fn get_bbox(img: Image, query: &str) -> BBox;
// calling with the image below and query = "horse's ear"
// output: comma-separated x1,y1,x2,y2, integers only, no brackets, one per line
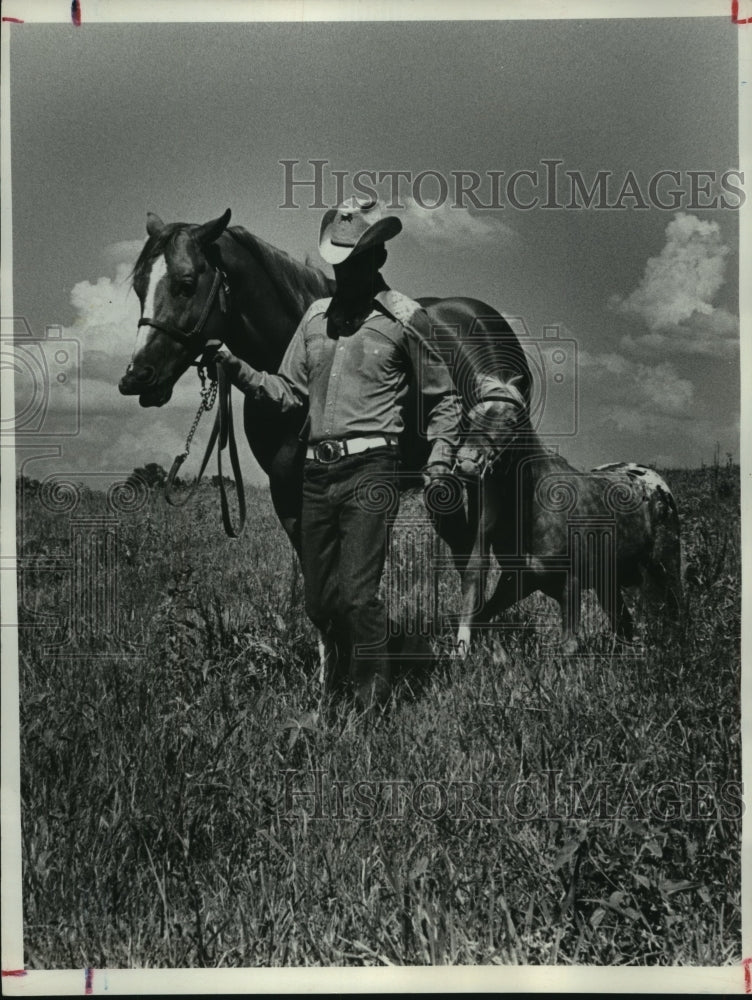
195,209,232,246
146,212,165,236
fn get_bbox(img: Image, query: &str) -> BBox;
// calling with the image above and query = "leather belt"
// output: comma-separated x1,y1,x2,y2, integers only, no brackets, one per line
306,436,396,464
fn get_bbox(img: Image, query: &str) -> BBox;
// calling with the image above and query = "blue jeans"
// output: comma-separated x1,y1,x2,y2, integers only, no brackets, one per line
301,446,399,705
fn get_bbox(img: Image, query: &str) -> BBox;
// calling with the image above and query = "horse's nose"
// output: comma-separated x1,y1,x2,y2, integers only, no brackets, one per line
119,363,156,394
457,458,481,478
455,447,482,479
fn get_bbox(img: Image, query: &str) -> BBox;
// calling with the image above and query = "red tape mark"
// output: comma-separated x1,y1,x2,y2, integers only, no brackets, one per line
743,957,752,993
2,16,25,22
71,0,82,26
1,970,27,977
84,967,94,994
732,0,752,23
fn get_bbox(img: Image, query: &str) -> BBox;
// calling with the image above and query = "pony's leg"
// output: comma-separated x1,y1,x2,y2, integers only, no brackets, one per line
423,472,471,575
472,570,520,668
429,505,472,575
641,482,684,625
560,571,582,656
455,479,496,657
594,578,635,642
647,537,684,622
317,634,328,685
640,563,683,625
589,547,634,642
477,571,519,623
614,591,635,641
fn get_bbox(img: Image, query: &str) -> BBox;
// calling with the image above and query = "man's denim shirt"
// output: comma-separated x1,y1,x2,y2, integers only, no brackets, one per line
224,287,462,466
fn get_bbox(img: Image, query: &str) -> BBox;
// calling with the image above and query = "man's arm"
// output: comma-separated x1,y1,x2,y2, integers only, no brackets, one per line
403,310,462,470
212,323,308,413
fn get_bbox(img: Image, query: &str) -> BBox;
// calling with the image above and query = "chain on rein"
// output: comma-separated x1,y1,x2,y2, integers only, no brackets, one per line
139,265,247,537
180,363,219,465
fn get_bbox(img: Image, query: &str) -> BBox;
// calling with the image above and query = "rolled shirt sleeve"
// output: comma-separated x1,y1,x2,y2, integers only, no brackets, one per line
222,323,307,413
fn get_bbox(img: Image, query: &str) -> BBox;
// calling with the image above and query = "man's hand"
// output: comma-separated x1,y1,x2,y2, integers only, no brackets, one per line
201,340,231,380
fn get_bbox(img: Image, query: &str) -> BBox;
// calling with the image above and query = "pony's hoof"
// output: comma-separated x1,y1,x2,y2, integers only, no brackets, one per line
560,635,580,656
451,627,471,660
354,669,392,713
491,641,510,668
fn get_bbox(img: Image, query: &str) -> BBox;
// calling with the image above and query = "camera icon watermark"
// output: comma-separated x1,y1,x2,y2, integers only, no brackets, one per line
1,317,81,437
524,323,579,439
419,317,578,443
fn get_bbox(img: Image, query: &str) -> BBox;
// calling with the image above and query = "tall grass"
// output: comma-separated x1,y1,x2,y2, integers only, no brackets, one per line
16,465,741,967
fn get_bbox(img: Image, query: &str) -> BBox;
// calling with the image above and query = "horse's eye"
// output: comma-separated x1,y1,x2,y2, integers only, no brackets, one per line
178,277,197,295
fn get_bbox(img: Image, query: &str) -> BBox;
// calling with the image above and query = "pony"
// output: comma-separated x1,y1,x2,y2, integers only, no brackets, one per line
453,378,683,655
118,209,532,580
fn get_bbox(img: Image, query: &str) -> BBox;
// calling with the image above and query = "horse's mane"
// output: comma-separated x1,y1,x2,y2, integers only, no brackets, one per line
227,226,335,313
129,223,336,313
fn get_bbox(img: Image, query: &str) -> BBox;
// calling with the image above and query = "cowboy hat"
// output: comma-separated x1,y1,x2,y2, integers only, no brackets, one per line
318,197,402,264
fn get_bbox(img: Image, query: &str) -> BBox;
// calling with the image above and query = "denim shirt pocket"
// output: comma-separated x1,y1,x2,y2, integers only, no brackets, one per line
357,328,394,379
305,331,329,375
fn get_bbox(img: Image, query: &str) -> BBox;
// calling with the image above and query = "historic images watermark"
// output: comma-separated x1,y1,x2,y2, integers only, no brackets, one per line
279,159,746,211
281,769,745,823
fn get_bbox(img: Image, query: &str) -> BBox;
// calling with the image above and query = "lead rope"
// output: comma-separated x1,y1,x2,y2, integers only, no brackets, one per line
164,365,218,507
164,362,246,538
215,363,247,538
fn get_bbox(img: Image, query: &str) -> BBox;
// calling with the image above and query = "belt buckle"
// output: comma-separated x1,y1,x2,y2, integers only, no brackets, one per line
315,439,345,463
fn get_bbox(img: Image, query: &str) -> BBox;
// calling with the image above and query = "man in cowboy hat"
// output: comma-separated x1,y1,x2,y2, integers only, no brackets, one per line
210,197,462,710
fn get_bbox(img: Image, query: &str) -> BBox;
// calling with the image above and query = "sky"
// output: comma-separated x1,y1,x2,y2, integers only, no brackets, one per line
6,16,741,486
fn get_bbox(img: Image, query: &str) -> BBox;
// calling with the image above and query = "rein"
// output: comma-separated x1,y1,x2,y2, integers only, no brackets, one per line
155,266,246,538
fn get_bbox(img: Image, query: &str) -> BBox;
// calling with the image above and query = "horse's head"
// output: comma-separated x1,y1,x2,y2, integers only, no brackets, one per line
119,209,232,407
455,375,526,477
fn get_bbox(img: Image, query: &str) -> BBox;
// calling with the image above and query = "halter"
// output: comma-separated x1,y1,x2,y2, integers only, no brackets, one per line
453,391,524,480
137,265,230,357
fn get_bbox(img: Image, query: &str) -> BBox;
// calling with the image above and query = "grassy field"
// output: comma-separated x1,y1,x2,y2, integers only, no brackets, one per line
15,462,741,967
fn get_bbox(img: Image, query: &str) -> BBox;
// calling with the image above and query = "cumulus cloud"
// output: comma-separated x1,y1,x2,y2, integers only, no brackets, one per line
20,241,216,478
609,212,737,357
399,197,515,248
578,349,693,434
620,309,738,358
71,264,140,367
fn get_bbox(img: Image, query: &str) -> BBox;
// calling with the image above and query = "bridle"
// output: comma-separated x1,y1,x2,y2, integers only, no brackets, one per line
453,392,524,480
137,263,246,538
137,265,230,358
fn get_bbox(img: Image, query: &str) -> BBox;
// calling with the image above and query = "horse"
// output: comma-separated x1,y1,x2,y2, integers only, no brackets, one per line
118,209,532,583
452,379,683,656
